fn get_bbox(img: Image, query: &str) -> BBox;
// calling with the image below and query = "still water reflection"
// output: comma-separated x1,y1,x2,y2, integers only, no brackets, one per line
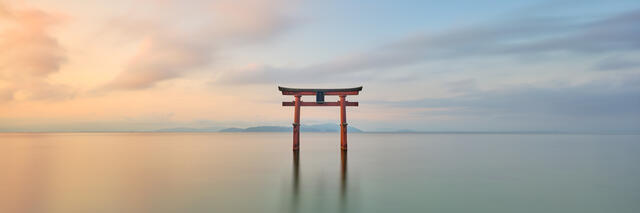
291,149,349,213
1,132,640,213
340,150,348,213
292,150,300,212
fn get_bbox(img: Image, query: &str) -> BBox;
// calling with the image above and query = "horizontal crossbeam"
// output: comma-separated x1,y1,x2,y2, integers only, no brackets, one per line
282,101,359,107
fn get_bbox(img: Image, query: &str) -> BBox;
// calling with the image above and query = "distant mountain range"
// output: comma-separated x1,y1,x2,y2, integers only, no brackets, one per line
219,124,364,132
154,127,220,132
155,124,364,133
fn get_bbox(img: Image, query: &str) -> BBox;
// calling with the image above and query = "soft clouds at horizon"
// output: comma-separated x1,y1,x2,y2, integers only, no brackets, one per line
1,0,639,132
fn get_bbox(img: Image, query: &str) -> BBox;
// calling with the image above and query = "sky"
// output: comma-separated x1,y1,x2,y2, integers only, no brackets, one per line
1,0,639,132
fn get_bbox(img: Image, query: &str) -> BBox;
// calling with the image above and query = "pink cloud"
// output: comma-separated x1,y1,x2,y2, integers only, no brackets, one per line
100,0,297,91
0,2,72,102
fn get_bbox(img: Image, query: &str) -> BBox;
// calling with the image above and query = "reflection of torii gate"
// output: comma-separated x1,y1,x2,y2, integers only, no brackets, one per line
279,86,362,151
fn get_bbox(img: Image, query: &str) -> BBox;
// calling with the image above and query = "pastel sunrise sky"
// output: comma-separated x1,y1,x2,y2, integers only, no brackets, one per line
1,0,639,132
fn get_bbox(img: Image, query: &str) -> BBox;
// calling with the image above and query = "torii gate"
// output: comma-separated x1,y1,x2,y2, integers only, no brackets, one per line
279,86,362,151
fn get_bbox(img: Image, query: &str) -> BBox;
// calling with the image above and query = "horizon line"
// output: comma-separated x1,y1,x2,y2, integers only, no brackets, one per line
1,130,639,135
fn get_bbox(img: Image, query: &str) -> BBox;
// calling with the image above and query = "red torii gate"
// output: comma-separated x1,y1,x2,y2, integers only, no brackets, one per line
279,86,362,151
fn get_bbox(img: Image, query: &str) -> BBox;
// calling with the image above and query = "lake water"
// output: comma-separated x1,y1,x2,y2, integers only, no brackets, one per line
1,133,639,213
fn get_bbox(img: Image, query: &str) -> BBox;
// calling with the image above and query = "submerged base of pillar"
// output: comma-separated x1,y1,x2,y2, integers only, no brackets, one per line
340,123,348,151
293,123,300,151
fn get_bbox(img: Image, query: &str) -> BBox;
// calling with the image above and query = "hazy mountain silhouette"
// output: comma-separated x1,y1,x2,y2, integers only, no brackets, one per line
219,124,363,132
216,127,244,132
154,127,220,132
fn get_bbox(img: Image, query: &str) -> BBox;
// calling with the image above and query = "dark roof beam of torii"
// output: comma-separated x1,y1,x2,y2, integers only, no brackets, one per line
278,86,362,96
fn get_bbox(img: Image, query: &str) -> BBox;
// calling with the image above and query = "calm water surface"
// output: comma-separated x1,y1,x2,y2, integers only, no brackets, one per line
1,133,639,213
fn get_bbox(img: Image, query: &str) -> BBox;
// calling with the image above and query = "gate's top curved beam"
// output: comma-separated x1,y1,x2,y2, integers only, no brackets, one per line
278,86,362,95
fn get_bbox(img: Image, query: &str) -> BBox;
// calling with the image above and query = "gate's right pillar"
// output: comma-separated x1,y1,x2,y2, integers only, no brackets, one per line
339,95,347,150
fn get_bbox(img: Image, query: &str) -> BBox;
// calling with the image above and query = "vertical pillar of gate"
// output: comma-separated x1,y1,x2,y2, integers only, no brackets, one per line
293,95,301,151
339,95,347,150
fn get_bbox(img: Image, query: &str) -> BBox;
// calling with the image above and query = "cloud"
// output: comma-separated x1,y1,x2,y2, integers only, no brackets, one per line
0,2,72,102
217,8,640,84
209,0,295,42
102,36,211,90
379,74,640,118
0,87,13,102
358,73,640,131
101,0,296,91
594,56,640,71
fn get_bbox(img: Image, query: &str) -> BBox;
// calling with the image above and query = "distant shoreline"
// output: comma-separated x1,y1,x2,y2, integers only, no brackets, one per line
1,131,638,135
